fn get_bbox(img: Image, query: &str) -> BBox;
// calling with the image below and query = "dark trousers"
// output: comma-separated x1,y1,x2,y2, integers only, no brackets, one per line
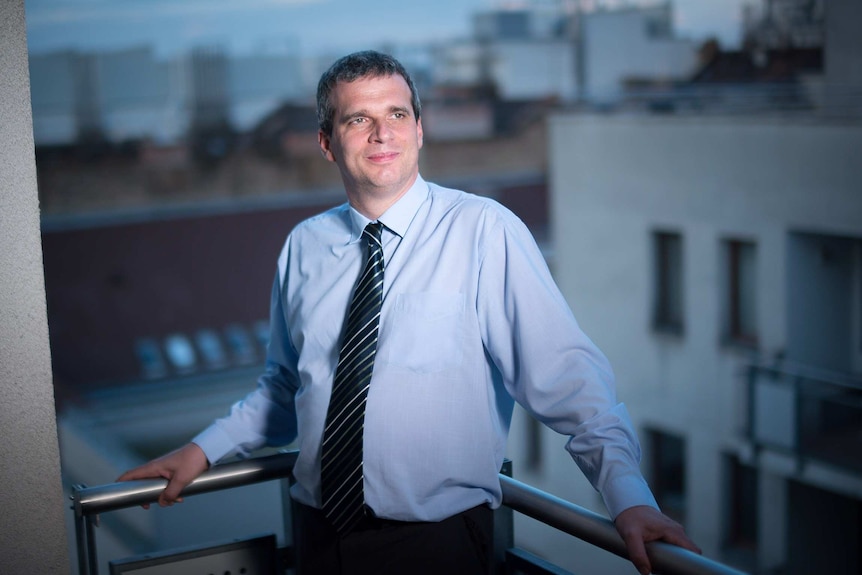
293,502,493,575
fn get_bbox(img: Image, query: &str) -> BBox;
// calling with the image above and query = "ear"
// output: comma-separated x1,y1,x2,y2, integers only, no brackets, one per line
318,130,336,163
416,117,424,150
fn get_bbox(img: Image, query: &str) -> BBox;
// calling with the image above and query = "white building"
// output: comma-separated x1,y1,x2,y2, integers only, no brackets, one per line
517,110,861,575
29,47,186,145
27,46,305,146
502,7,862,575
580,2,700,101
431,1,699,104
229,51,305,131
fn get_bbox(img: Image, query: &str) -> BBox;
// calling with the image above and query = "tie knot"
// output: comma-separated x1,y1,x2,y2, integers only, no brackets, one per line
363,222,383,246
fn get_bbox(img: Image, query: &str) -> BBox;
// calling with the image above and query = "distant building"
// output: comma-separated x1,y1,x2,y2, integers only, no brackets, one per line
97,47,183,144
534,108,862,575
579,2,700,102
503,2,862,573
29,47,184,146
742,0,825,50
229,52,305,131
431,1,699,104
28,2,704,148
28,45,305,147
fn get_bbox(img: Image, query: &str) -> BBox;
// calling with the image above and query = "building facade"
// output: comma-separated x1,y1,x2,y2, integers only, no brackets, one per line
516,112,862,574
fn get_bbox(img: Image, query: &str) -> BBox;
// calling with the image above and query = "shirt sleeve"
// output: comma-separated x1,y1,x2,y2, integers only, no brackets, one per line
193,271,300,464
476,206,658,519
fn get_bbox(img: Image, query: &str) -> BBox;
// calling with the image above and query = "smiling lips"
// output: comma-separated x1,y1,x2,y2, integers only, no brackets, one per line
367,151,399,163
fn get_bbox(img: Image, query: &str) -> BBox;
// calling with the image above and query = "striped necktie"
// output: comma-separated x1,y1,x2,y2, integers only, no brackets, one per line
320,221,384,534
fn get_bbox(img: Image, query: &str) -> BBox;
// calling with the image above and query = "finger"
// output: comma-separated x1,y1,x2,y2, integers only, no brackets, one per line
117,466,150,482
159,472,193,506
644,518,701,554
157,494,184,507
623,533,652,575
118,460,171,482
663,530,702,554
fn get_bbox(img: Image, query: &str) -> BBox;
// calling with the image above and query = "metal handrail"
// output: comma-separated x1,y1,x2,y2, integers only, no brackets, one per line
500,475,747,575
72,450,746,575
73,451,298,517
748,360,862,392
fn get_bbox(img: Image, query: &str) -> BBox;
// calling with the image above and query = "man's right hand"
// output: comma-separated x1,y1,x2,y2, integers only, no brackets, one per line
117,443,210,508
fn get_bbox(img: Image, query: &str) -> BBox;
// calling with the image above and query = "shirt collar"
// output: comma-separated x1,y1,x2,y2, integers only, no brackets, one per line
347,174,429,240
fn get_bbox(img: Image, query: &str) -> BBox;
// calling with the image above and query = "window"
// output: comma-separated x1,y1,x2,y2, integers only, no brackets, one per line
645,16,671,39
649,429,687,523
164,333,197,372
723,455,758,553
225,324,258,365
724,239,758,345
134,338,167,379
253,320,270,353
195,329,227,370
652,231,684,334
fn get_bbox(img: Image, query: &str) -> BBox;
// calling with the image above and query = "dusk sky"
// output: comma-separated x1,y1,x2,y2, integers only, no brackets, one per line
26,0,750,57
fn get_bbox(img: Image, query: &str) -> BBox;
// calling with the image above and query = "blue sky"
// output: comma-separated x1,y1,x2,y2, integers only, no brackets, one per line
26,0,749,57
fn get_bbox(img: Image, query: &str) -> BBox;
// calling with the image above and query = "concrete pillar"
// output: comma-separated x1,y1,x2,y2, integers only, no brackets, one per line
0,0,71,572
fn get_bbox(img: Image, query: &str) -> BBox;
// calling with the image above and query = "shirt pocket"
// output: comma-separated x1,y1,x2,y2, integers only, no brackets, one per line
386,291,466,374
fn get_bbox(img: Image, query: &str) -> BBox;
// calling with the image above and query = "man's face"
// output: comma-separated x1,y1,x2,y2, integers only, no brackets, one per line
318,74,424,207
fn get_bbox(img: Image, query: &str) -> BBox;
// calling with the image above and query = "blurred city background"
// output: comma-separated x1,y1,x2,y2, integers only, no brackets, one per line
20,0,862,573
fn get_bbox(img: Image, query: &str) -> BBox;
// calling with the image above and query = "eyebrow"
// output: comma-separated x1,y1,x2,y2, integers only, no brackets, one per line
339,105,412,124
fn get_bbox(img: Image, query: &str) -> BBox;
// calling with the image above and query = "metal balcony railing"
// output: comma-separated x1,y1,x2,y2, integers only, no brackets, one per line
71,450,746,575
747,361,862,474
585,82,862,121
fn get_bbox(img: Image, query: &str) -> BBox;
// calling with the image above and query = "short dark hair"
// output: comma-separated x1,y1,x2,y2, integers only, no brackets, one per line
316,50,421,137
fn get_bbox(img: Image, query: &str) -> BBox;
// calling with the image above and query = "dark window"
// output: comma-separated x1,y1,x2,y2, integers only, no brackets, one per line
649,429,686,523
645,17,671,39
726,239,758,345
724,455,758,550
653,231,684,334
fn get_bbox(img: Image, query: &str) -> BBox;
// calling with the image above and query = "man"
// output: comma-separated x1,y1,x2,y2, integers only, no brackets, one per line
120,50,700,575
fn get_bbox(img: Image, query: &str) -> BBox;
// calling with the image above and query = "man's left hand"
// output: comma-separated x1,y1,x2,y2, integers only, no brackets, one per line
614,505,702,575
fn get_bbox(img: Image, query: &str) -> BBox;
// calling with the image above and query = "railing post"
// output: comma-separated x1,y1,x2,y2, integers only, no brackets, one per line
72,483,100,575
793,375,805,473
746,365,757,448
280,465,297,571
494,460,515,575
85,514,100,575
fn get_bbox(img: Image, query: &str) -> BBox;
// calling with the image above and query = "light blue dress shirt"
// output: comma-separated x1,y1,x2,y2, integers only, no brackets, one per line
193,175,658,521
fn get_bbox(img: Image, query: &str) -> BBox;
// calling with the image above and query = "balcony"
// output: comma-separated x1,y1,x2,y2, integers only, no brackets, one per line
746,362,862,475
70,451,743,575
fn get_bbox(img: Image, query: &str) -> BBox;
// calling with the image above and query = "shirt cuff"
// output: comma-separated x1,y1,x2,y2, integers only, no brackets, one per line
191,424,239,466
601,473,659,519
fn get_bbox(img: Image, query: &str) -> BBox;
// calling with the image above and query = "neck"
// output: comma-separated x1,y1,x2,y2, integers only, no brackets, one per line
345,174,418,220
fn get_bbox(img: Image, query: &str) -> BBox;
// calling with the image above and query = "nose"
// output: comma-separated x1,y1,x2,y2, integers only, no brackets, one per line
369,121,393,143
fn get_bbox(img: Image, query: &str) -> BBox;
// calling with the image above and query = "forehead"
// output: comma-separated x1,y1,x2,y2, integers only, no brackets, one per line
330,74,413,114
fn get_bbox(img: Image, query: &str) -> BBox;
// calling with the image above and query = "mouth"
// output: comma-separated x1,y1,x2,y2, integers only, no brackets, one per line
367,151,399,163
